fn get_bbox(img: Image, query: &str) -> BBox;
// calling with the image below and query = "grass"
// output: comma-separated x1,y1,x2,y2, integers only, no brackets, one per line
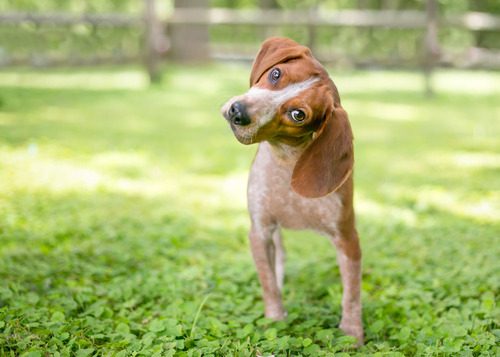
0,65,499,356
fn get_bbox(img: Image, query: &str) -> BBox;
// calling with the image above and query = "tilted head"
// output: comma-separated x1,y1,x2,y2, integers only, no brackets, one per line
221,37,353,198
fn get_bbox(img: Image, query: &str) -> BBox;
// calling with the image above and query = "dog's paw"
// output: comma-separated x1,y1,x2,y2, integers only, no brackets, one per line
264,308,287,321
339,320,364,346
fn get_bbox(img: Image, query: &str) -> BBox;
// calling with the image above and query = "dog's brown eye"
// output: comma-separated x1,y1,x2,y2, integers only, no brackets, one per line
290,109,306,122
269,68,281,83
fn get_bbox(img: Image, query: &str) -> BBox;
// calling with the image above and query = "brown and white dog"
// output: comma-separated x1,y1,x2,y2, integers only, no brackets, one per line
221,37,363,344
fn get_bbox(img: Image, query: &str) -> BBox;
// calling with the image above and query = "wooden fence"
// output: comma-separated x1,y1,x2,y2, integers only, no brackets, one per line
0,7,168,81
1,3,499,85
169,8,500,30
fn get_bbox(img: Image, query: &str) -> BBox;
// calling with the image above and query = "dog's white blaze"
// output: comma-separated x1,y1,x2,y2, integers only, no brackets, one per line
245,77,319,125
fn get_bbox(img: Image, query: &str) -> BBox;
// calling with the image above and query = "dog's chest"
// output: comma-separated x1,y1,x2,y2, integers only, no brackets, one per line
248,144,342,234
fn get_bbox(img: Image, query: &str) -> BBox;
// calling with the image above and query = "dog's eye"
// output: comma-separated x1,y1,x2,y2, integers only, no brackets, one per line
269,68,281,83
289,109,306,122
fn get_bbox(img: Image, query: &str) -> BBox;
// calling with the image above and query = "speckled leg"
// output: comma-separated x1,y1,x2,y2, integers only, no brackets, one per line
332,229,364,345
249,225,286,320
272,228,286,291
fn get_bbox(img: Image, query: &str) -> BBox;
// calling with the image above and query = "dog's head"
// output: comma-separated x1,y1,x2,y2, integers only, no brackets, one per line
221,37,353,198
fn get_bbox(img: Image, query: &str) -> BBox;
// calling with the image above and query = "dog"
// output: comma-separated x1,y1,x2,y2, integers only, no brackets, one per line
221,37,363,344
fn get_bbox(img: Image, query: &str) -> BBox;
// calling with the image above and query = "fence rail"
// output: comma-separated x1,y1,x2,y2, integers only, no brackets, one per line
2,9,499,30
0,12,140,27
169,8,500,31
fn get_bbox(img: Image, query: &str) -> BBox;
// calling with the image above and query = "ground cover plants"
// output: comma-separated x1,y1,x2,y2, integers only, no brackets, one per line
0,66,498,356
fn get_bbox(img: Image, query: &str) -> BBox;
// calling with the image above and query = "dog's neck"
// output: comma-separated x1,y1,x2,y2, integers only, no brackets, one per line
265,135,313,168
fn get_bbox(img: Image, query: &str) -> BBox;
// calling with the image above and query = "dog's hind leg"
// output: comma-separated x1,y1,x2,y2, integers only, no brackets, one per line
331,223,364,345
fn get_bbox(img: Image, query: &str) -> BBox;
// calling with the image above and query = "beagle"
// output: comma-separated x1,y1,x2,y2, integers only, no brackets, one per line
221,37,363,344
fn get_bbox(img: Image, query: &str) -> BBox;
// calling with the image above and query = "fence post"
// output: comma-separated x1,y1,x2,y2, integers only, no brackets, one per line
423,0,440,96
259,0,279,40
168,0,209,62
144,0,162,83
307,2,319,54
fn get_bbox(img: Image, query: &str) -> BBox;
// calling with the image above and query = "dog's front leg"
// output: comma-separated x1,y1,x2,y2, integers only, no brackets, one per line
272,228,286,292
249,225,286,320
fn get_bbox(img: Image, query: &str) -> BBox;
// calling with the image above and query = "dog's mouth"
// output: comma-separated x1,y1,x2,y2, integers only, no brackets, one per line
229,123,258,145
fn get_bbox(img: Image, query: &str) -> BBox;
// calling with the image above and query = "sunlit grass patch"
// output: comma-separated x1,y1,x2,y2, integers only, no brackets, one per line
0,68,149,91
0,66,498,355
334,69,500,96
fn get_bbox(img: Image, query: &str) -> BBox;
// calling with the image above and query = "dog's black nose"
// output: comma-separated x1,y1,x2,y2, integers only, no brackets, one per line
228,101,251,126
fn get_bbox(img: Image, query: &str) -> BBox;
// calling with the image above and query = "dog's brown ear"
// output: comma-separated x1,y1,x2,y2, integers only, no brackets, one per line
250,37,311,86
291,103,354,198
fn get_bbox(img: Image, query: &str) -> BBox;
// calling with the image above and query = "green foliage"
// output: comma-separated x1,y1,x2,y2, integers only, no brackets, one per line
0,66,499,355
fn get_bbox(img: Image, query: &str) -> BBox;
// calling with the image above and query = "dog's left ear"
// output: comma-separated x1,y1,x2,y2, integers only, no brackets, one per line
291,102,354,198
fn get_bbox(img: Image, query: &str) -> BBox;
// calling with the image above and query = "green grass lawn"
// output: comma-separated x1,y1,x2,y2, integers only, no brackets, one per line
0,66,498,356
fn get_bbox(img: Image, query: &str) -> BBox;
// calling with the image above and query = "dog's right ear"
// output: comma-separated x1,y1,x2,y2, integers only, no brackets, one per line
250,37,311,86
291,101,354,198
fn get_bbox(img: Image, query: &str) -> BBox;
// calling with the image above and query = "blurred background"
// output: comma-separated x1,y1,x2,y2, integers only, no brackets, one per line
1,0,500,83
0,0,499,355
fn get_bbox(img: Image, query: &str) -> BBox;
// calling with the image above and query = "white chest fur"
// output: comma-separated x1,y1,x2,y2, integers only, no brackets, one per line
247,142,342,236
